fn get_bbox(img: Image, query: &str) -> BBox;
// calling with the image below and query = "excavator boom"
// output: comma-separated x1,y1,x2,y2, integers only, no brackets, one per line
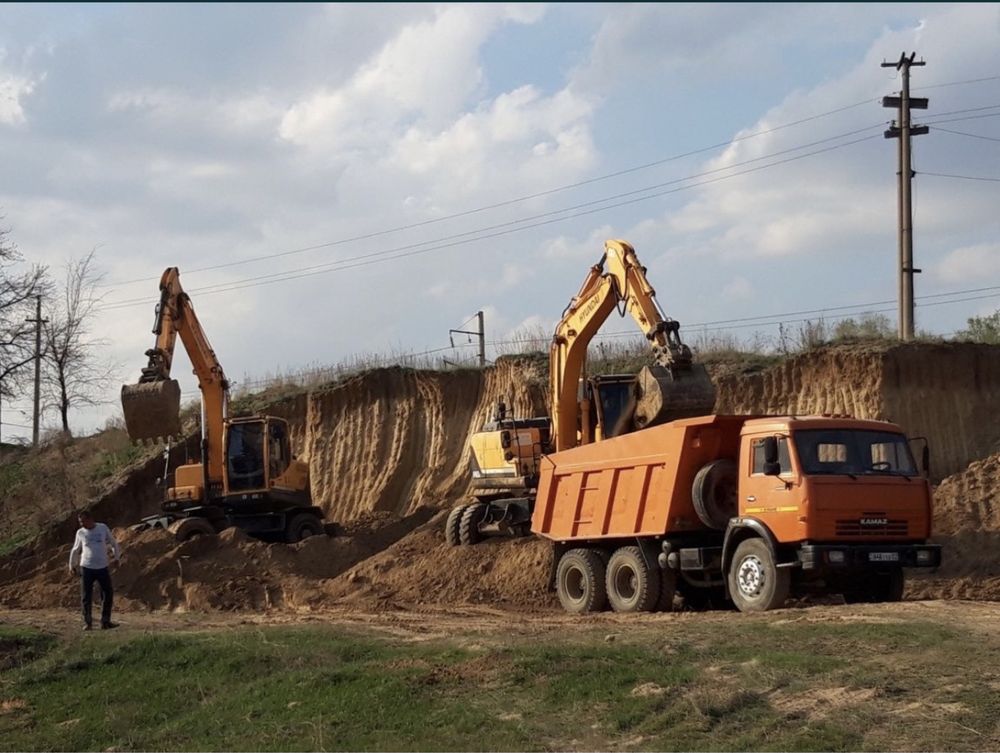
550,239,716,451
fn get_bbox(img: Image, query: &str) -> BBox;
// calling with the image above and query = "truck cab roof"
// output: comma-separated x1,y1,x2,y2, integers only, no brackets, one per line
740,415,905,435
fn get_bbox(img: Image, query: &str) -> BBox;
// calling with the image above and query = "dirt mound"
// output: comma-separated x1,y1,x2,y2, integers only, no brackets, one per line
907,451,1000,601
714,342,1000,481
0,508,555,614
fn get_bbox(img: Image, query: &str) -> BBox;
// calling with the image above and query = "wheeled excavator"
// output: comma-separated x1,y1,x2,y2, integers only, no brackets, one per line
446,239,717,545
120,268,327,543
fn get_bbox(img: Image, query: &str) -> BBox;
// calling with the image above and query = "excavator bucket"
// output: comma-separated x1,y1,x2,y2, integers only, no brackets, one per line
121,379,182,442
633,363,717,429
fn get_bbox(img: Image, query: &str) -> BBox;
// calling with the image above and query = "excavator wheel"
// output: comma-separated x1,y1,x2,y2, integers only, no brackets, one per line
285,513,325,543
169,517,217,542
121,379,183,442
444,504,468,547
458,502,487,546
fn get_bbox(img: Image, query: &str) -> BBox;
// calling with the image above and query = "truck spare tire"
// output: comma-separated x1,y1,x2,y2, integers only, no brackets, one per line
691,458,738,530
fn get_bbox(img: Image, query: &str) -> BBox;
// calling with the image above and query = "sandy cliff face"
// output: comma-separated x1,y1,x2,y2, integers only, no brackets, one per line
714,343,1000,481
265,358,548,521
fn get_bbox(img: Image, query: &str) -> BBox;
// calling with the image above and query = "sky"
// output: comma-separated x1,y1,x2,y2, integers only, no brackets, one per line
1,2,999,440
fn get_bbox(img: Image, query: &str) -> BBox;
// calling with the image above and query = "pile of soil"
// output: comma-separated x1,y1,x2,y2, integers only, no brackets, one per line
907,451,1000,601
0,508,554,613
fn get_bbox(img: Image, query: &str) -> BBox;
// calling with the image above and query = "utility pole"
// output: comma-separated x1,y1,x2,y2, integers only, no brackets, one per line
882,52,928,341
449,310,486,368
25,295,47,447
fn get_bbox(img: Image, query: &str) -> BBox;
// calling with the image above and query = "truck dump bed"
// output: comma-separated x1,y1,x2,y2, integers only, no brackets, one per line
531,415,747,541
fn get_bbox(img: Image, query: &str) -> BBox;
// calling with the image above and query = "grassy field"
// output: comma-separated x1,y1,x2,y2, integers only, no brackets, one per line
1,607,999,752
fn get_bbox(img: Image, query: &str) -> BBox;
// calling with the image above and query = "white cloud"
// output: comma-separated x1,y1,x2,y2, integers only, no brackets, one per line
0,65,37,125
934,243,1000,285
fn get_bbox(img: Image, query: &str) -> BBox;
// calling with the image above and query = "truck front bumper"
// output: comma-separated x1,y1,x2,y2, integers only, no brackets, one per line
798,543,942,570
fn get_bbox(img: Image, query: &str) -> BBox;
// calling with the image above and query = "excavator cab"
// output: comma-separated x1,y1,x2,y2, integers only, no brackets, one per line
225,416,292,493
586,375,637,441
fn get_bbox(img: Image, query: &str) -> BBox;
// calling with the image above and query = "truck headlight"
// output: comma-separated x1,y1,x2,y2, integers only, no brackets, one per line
827,550,845,564
917,549,932,564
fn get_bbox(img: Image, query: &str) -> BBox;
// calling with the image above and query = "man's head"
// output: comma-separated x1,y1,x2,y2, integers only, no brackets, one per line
78,510,95,530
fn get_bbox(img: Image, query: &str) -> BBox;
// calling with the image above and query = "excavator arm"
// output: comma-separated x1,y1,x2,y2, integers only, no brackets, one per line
550,239,716,452
121,268,229,485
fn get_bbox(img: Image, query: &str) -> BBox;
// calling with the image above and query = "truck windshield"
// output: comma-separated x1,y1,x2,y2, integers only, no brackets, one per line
793,429,917,476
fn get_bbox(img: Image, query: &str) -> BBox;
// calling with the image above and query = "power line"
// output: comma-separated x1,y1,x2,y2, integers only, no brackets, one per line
932,126,1000,143
99,97,882,289
919,171,1000,183
100,131,882,311
914,73,1000,91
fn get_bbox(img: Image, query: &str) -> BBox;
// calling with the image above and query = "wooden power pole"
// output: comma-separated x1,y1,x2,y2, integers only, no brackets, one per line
882,52,929,341
449,311,486,367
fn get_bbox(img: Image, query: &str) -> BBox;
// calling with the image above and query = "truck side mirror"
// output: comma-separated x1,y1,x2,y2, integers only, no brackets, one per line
762,436,780,476
922,445,930,476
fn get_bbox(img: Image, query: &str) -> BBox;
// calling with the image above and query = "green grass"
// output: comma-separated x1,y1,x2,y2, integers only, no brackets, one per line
88,444,145,484
0,617,997,751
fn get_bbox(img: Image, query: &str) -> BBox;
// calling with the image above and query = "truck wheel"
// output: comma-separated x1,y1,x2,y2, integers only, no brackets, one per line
692,459,738,530
728,538,789,612
444,504,468,546
459,502,487,546
556,549,607,614
285,513,324,543
169,517,216,542
656,567,677,612
606,546,661,613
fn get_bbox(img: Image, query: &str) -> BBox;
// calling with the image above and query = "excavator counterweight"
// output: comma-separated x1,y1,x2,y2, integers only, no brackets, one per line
121,378,182,441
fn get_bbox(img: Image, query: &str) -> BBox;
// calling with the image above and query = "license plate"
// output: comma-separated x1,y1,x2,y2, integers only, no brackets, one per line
869,552,899,562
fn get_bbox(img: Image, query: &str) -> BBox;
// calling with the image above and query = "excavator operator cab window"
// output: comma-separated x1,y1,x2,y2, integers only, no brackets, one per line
268,421,290,479
590,376,636,439
226,421,266,492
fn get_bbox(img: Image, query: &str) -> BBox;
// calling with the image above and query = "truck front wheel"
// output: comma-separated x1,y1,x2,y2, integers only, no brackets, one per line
606,546,661,613
728,538,789,612
556,549,608,614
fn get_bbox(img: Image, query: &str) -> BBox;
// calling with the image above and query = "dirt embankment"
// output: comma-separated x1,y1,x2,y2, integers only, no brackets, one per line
264,359,547,521
715,342,1000,481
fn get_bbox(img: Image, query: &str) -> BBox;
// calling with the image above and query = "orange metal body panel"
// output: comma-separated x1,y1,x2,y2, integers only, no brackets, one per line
532,415,746,540
532,414,934,545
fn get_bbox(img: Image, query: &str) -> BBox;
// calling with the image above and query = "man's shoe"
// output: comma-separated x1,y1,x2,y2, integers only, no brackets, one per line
100,622,119,630
83,624,93,632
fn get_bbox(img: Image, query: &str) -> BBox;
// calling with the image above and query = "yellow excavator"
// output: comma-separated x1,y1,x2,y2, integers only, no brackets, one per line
446,239,717,545
121,268,326,542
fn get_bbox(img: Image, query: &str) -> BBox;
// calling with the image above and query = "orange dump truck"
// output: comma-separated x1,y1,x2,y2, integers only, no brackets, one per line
532,414,942,613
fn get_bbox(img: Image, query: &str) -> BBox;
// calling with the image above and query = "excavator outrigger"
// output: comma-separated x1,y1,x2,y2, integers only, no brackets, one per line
446,239,717,545
121,268,327,543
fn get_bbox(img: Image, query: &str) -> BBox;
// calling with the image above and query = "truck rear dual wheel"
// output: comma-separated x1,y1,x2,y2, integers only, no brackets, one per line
556,549,607,613
606,546,661,613
728,538,790,612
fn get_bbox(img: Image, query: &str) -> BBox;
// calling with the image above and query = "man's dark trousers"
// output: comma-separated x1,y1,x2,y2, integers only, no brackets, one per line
81,566,113,627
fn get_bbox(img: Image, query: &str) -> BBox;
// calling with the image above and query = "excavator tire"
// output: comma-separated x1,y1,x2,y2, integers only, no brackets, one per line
634,364,717,429
444,504,468,546
121,379,183,442
691,459,738,530
606,546,661,613
458,502,487,546
285,513,325,543
169,517,217,542
556,548,607,614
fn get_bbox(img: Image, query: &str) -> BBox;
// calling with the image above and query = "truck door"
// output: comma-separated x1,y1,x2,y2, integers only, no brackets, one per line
742,435,800,541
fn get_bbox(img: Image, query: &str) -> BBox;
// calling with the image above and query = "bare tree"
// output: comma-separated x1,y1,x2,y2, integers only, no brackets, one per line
43,250,116,435
0,220,48,407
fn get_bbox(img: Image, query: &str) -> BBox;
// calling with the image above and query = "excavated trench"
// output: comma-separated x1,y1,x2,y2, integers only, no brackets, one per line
3,345,1000,612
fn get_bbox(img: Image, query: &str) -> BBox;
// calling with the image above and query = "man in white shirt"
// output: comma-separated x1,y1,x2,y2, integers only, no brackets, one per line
68,510,121,631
